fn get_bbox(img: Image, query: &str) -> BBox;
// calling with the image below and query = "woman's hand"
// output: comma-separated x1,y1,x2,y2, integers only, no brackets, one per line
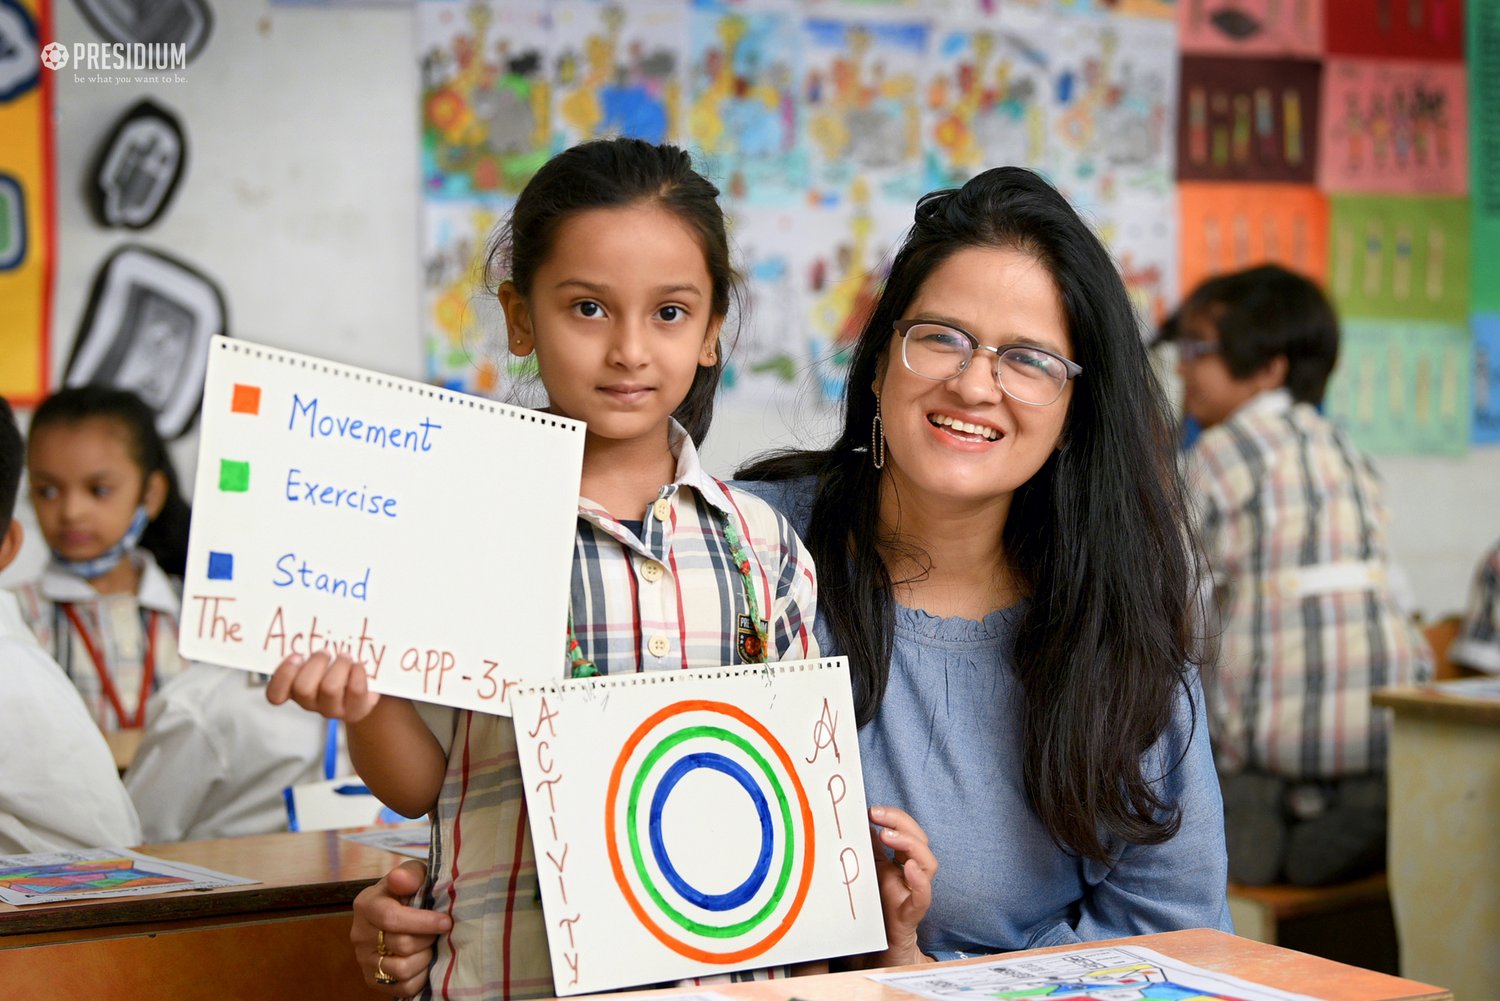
351,860,448,996
864,805,938,969
266,649,380,722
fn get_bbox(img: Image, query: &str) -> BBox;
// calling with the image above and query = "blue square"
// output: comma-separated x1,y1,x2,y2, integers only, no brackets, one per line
207,551,234,581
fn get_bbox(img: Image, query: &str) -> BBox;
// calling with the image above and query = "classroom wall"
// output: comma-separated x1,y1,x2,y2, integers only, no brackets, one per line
6,0,1496,619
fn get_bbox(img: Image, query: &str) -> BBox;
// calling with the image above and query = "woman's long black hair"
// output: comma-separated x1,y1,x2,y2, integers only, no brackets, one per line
739,167,1198,861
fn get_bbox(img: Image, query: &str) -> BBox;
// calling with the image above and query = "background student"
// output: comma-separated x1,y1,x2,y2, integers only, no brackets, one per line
0,395,142,854
15,386,192,733
1450,537,1500,674
350,165,1230,996
1175,264,1432,887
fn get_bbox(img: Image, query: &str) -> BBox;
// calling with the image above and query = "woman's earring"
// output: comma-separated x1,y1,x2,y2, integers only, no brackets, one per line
871,394,886,471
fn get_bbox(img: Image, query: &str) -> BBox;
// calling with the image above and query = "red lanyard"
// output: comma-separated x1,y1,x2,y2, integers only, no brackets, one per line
61,604,159,730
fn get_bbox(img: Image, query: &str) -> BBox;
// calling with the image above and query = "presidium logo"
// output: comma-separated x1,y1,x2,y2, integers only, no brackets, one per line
38,41,186,76
39,42,66,70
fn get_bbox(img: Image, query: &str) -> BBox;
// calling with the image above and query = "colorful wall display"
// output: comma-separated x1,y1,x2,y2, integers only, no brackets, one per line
1472,313,1500,444
1318,58,1468,194
1469,0,1499,313
1326,318,1471,455
0,0,51,406
1328,194,1470,324
1177,0,1324,57
1175,56,1322,184
1178,182,1328,298
1324,0,1466,60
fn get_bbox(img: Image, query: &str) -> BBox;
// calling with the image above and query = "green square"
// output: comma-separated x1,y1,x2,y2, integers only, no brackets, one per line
219,459,250,493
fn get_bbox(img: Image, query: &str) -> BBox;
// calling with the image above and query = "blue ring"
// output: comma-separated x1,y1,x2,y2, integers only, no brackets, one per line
648,751,773,911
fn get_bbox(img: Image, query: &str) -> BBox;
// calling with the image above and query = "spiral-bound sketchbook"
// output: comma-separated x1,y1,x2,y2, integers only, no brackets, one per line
510,656,886,996
178,336,584,716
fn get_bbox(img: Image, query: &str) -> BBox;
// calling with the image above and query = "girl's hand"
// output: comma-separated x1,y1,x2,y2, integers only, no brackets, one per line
865,804,938,968
351,860,448,996
265,649,380,722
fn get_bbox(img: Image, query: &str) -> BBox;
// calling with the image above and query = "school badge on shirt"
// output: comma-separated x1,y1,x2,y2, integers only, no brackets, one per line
737,613,766,662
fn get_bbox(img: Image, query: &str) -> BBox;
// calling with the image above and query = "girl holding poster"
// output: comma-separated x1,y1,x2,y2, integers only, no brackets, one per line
269,138,935,998
352,165,1233,992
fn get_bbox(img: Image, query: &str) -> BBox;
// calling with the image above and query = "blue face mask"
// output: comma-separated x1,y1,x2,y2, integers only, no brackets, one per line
52,504,150,580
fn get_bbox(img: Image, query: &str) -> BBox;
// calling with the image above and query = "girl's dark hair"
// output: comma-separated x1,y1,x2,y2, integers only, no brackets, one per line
30,386,192,577
739,167,1197,861
486,137,740,445
1181,263,1340,406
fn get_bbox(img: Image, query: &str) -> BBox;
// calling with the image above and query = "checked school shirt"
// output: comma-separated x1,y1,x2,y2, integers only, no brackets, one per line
420,423,818,1000
1186,389,1432,780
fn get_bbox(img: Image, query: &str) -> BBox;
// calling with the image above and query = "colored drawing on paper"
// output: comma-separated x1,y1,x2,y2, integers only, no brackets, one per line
421,197,517,395
1177,0,1323,56
510,659,885,996
923,12,1049,189
1328,194,1469,323
1472,314,1500,446
1470,0,1500,311
418,0,552,199
552,2,685,147
801,16,928,204
1176,56,1321,184
1057,0,1176,16
1179,182,1328,296
687,7,804,206
1326,319,1471,456
1325,0,1464,60
1050,15,1177,211
1319,59,1467,195
0,858,189,896
872,945,1323,1001
724,208,817,397
605,700,815,962
1094,191,1177,330
0,0,49,406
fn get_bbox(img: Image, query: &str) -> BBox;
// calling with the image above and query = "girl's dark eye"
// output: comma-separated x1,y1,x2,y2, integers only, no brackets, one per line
577,301,602,318
659,305,682,322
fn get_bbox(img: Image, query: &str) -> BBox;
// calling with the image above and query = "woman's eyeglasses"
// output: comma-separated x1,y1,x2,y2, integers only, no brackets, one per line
894,320,1082,407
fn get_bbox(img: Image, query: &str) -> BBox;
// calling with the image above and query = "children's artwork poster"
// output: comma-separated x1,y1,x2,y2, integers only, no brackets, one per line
177,337,584,717
1093,190,1178,329
0,0,51,406
1472,313,1500,445
510,658,886,996
418,0,553,200
921,10,1050,190
1325,318,1471,455
0,849,255,906
1178,182,1329,297
1175,56,1321,184
688,6,805,207
552,1,687,148
800,16,928,205
1328,193,1470,324
1050,14,1178,214
1177,0,1323,57
1324,0,1466,61
1470,0,1500,312
870,945,1322,1001
422,197,514,393
1318,58,1468,195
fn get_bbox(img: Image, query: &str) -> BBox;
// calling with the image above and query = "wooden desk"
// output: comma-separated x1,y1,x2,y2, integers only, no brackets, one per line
0,829,401,999
1374,683,1500,1001
556,929,1447,1001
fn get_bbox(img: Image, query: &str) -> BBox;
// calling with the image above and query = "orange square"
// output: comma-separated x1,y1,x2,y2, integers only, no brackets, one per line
230,383,261,415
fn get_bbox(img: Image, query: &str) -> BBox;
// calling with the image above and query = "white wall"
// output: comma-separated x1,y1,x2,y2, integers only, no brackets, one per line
6,1,1496,618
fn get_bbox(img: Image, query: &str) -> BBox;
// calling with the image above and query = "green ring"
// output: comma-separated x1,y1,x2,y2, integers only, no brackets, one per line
626,724,794,938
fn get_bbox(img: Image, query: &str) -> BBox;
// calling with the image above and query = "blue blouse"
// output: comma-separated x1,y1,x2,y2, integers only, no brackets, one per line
736,476,1233,956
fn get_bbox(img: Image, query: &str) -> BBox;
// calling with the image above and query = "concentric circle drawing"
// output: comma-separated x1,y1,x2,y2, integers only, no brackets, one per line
605,699,815,964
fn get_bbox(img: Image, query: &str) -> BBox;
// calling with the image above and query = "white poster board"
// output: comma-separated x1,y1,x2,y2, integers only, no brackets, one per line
510,657,886,996
179,337,584,716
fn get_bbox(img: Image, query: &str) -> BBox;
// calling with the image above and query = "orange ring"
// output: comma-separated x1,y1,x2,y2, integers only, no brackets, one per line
605,699,816,964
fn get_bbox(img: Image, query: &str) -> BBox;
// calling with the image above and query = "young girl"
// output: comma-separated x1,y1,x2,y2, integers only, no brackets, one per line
269,138,835,999
17,386,192,734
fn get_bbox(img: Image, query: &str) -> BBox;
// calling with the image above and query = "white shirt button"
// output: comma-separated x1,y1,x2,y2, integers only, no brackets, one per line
647,634,671,657
653,498,672,520
640,560,665,583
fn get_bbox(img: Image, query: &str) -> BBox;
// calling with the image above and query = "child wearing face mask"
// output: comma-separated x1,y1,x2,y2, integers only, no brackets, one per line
16,386,191,734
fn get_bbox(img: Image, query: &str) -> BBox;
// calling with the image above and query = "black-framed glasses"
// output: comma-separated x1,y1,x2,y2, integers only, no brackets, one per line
1176,339,1221,364
894,319,1082,407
